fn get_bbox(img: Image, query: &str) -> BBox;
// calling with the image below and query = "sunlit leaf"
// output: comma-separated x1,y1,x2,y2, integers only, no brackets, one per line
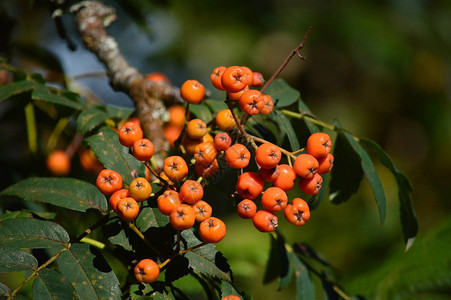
85,127,146,184
1,177,108,213
221,281,242,299
32,269,77,300
102,218,134,251
32,86,85,110
298,99,321,134
266,79,300,107
136,206,169,232
0,80,37,101
77,106,110,134
360,138,418,249
272,108,300,151
0,218,69,249
0,247,38,273
189,103,213,123
104,104,134,120
0,282,10,296
204,99,227,113
56,243,121,300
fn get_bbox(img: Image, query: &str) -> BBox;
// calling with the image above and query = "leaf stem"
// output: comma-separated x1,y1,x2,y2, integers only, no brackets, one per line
128,221,162,255
225,99,248,140
46,117,70,154
280,109,336,131
24,103,37,154
80,237,105,249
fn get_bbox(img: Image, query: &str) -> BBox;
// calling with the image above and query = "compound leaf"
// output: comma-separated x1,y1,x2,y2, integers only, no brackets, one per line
298,99,321,134
189,103,213,123
221,281,242,299
32,269,77,300
266,79,300,107
290,252,315,300
272,108,300,151
77,106,110,134
0,247,38,273
0,80,38,101
0,218,69,249
263,231,292,290
1,177,108,213
136,206,169,232
32,86,85,110
56,243,121,300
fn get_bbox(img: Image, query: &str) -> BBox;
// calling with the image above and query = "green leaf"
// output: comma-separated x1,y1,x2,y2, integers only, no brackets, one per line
221,280,242,299
329,131,363,204
204,99,227,113
289,252,315,300
0,210,33,221
85,127,146,184
298,99,321,134
32,86,85,110
104,104,134,120
0,282,10,296
266,79,300,107
263,232,292,290
135,206,169,232
181,230,232,282
1,177,108,213
308,173,329,211
76,106,110,134
272,108,300,151
32,269,77,300
56,243,121,300
102,218,134,251
0,247,38,273
0,80,38,101
189,103,213,123
246,114,284,145
0,218,69,249
342,132,386,224
360,138,418,250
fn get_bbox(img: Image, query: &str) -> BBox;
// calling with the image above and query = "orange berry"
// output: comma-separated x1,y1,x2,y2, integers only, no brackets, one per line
182,133,213,154
129,177,152,202
145,72,169,83
193,200,212,222
132,138,155,161
293,154,319,179
251,72,265,87
119,121,143,148
79,148,102,173
186,119,208,139
252,210,278,233
227,85,249,101
46,150,70,176
299,173,323,195
317,153,334,174
157,190,181,215
164,124,183,146
109,189,130,211
214,132,232,151
239,89,264,115
259,166,280,182
236,172,264,200
163,156,188,183
167,105,186,127
170,204,196,230
261,187,288,212
222,296,241,300
199,217,226,243
134,259,160,284
272,164,296,191
180,80,205,104
194,159,219,179
116,197,140,221
255,143,281,169
260,94,274,114
306,132,332,158
210,66,226,91
194,142,217,165
179,180,204,205
225,143,251,169
236,199,257,219
216,109,236,131
284,198,310,226
96,169,123,196
221,66,248,93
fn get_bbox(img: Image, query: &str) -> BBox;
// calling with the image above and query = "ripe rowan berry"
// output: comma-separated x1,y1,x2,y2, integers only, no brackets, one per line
159,172,174,186
167,105,186,127
132,138,155,161
252,210,278,232
260,94,274,115
216,109,236,131
221,66,249,93
116,197,140,221
128,117,141,128
239,90,264,115
293,154,319,179
236,199,257,219
241,66,253,85
317,153,334,174
145,72,169,83
96,169,123,196
179,180,204,204
134,258,160,284
284,198,310,226
195,159,219,179
79,148,102,173
210,66,226,91
272,164,296,191
261,187,288,212
236,172,264,200
255,143,282,169
199,217,226,243
163,156,188,183
164,124,183,146
259,166,280,182
170,204,196,230
119,121,143,148
186,119,208,139
157,190,181,215
129,177,152,202
182,134,213,154
227,85,249,101
194,142,217,165
46,150,71,176
180,80,205,104
299,173,323,195
109,189,130,211
225,143,251,169
306,132,332,158
251,72,265,87
214,132,232,151
193,200,212,222
222,296,241,300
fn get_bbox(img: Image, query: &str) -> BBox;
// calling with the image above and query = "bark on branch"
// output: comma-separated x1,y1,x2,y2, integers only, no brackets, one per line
70,0,182,165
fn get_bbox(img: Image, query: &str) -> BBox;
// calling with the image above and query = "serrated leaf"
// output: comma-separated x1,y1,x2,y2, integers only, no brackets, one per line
0,210,33,221
0,247,38,273
293,243,331,268
56,243,121,300
189,104,213,123
0,282,11,296
246,115,283,145
0,218,69,249
104,104,134,120
102,218,134,251
342,132,386,224
263,232,292,290
77,106,110,134
1,177,108,213
181,230,232,282
32,86,85,110
272,108,300,151
290,252,315,300
32,269,77,300
298,99,321,134
85,127,145,184
221,280,242,299
0,80,38,101
135,206,169,232
329,131,363,204
204,99,227,113
266,79,300,107
360,138,418,249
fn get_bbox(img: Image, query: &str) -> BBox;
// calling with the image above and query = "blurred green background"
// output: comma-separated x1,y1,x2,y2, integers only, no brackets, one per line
1,0,450,299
